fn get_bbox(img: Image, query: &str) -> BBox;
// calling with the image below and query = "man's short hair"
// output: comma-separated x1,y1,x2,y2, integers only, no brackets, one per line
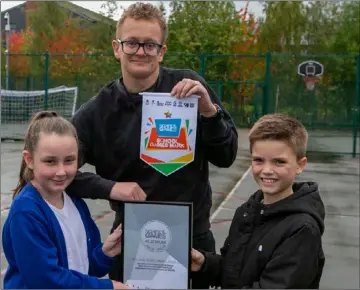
248,113,308,159
116,2,168,43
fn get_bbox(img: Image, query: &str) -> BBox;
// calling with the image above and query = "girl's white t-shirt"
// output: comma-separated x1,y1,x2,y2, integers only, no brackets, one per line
45,192,89,274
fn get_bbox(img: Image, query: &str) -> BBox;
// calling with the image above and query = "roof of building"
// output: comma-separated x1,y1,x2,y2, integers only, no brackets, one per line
1,1,115,25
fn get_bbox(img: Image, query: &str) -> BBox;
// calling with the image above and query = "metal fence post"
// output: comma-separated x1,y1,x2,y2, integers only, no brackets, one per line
26,75,31,91
199,53,206,78
219,82,223,102
44,51,49,110
262,51,272,115
352,54,360,157
253,83,259,121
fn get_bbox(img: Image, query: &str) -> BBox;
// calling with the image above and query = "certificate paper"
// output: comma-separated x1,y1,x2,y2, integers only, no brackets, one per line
122,201,192,289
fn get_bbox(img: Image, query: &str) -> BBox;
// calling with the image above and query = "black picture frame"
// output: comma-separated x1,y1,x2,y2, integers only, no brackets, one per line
121,200,193,289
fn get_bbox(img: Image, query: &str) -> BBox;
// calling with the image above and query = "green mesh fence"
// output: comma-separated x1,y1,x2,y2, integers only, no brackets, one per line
1,52,359,155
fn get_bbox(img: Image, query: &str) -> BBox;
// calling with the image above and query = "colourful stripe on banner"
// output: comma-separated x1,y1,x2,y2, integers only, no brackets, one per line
151,163,185,175
140,154,164,163
169,152,194,163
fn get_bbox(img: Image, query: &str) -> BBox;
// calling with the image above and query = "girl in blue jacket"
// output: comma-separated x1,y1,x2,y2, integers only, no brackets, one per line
2,111,128,289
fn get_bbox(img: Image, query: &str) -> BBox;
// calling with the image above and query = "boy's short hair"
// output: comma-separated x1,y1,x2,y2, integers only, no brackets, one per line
116,2,168,43
248,113,308,159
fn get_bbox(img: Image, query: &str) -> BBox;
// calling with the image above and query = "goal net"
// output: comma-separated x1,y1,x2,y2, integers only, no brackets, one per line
1,86,78,141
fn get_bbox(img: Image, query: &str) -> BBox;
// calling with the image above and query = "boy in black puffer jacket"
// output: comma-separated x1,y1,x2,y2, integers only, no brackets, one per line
191,113,325,288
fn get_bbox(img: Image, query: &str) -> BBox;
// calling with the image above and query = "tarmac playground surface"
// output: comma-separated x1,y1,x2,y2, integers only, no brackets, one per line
1,128,359,288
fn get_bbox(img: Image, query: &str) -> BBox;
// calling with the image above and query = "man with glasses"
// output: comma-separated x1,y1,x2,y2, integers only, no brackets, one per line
66,2,238,289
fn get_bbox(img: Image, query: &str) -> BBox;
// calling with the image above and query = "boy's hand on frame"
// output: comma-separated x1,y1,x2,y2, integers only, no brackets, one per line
191,248,205,272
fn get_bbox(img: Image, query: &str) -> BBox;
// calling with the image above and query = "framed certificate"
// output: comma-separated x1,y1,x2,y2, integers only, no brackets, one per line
122,201,192,289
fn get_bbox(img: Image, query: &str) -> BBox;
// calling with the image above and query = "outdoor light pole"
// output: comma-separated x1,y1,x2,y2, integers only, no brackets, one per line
4,12,10,90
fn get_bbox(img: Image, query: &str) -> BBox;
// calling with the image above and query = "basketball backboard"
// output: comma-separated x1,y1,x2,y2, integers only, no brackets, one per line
298,60,324,76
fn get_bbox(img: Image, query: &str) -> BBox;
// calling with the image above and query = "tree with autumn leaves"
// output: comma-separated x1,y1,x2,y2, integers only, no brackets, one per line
7,30,31,77
227,2,263,120
25,2,91,78
5,2,90,79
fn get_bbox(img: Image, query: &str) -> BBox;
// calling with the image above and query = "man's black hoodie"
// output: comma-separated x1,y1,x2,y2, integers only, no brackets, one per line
201,182,326,288
66,67,238,235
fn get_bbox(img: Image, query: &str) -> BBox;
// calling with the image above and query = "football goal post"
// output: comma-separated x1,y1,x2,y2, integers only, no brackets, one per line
1,86,78,141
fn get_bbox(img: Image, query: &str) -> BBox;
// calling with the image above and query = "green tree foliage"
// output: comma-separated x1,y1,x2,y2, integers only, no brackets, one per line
167,1,239,53
88,0,118,53
320,2,360,123
258,1,306,53
164,1,240,79
302,2,339,54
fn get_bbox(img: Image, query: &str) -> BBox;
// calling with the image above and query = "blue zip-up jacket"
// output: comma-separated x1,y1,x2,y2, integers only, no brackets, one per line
2,183,115,289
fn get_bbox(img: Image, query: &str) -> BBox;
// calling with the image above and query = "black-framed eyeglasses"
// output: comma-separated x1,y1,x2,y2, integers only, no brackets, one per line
117,39,163,56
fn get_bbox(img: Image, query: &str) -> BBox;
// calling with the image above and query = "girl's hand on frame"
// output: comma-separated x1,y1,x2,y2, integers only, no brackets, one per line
111,280,129,289
102,224,122,257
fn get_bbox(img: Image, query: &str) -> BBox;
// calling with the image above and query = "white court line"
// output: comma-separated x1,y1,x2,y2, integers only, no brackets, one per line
210,166,251,222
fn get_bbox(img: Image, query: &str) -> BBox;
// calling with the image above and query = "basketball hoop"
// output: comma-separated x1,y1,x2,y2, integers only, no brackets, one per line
298,60,324,91
304,75,319,91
